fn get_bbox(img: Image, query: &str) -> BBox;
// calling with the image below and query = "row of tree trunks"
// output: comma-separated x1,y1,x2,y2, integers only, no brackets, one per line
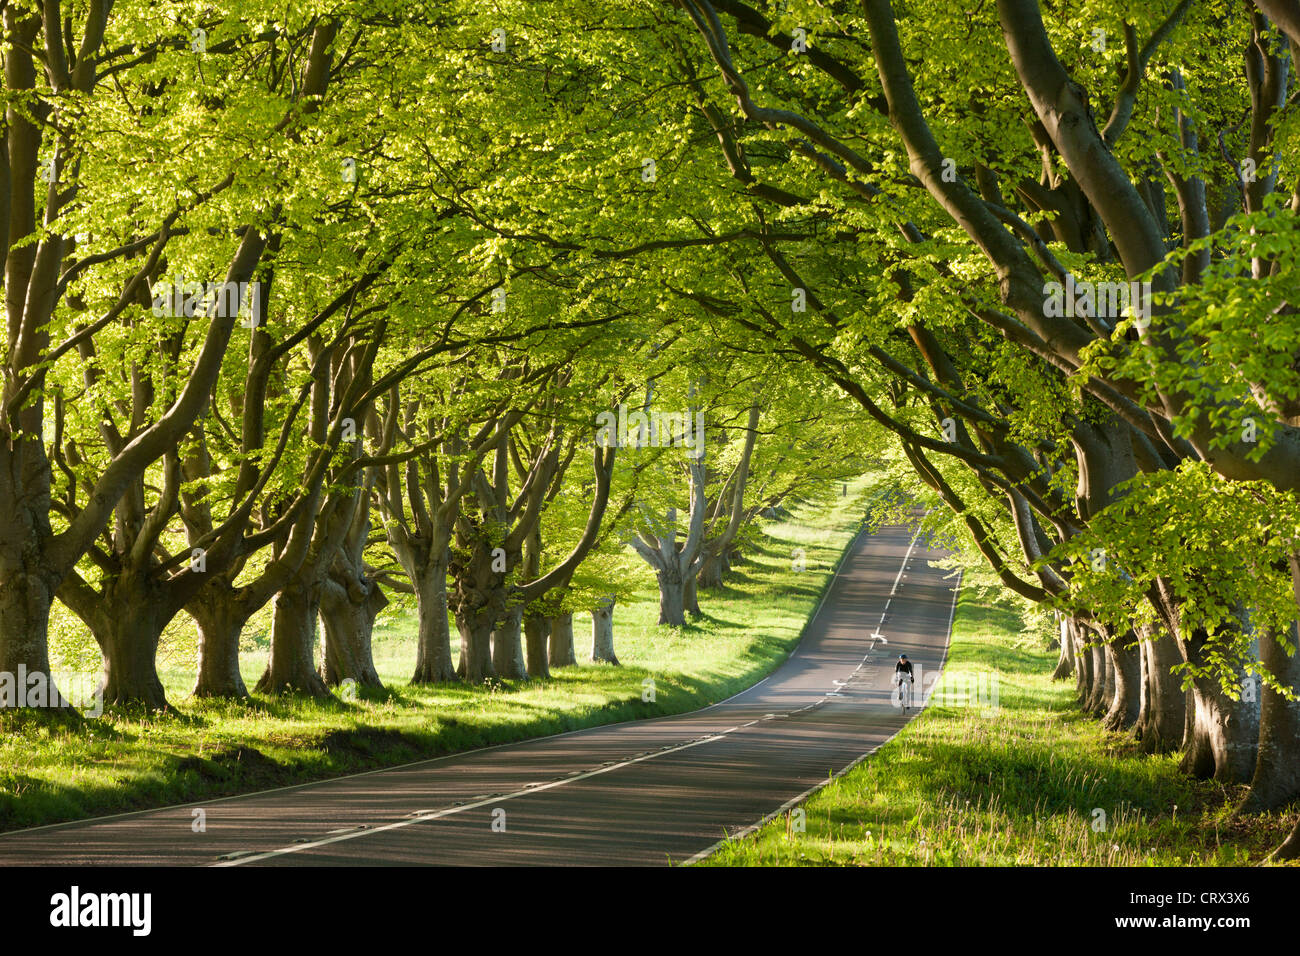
1073,620,1094,708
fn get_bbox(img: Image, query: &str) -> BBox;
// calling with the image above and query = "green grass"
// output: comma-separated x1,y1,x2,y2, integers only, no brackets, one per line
701,584,1299,867
0,478,874,834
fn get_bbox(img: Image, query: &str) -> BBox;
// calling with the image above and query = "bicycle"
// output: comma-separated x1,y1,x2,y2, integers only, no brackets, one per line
894,674,914,712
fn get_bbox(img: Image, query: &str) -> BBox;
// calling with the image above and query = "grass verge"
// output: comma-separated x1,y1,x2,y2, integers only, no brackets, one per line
700,583,1298,866
0,479,873,834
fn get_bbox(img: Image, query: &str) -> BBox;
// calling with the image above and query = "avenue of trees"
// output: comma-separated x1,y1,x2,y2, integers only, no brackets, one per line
6,0,1300,859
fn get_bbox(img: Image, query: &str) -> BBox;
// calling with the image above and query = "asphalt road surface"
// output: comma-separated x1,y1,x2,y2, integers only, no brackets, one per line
0,519,958,867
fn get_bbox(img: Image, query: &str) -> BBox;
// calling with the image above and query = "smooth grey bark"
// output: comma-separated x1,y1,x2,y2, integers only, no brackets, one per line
1051,614,1074,681
520,526,550,680
0,437,66,708
189,589,250,699
524,613,551,679
548,613,576,667
656,561,688,628
408,556,456,684
1135,625,1186,755
591,595,619,665
697,402,761,590
186,482,325,699
1072,620,1095,708
379,447,467,685
456,613,496,683
1102,634,1142,732
1083,630,1110,717
55,566,180,711
256,575,330,698
697,548,730,589
90,590,170,710
492,605,527,680
1239,565,1300,813
1178,634,1260,784
319,567,386,689
632,449,707,628
684,572,701,619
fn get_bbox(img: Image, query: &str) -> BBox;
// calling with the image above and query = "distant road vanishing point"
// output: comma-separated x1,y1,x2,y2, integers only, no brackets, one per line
0,519,957,867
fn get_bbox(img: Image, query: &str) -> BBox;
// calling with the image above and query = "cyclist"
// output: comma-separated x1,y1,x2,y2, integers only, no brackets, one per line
894,654,914,711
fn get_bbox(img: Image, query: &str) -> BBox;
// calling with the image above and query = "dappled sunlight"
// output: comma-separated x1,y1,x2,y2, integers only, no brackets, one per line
1,479,879,833
705,588,1293,867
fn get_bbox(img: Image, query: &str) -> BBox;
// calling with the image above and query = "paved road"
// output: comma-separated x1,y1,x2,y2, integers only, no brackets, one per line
0,520,958,867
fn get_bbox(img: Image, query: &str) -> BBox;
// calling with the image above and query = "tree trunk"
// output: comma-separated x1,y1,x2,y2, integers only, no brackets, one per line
256,576,331,697
1073,620,1095,706
95,595,171,711
1084,631,1110,716
1051,614,1074,681
524,614,550,679
0,442,68,710
548,612,576,667
1175,620,1260,783
1239,621,1300,813
0,564,64,709
684,572,701,618
456,612,496,683
656,564,686,627
1101,634,1141,731
318,570,386,690
697,547,728,589
1155,585,1260,783
1181,677,1258,783
1270,820,1300,860
491,605,527,680
591,595,619,665
411,562,456,684
1134,626,1185,755
189,587,251,699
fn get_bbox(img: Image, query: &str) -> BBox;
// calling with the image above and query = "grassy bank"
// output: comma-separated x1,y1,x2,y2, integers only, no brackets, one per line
702,583,1298,866
0,479,873,834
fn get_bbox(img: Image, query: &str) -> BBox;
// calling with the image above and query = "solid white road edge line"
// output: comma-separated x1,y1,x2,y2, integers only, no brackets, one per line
5,523,894,846
680,565,963,867
215,721,756,867
216,523,922,867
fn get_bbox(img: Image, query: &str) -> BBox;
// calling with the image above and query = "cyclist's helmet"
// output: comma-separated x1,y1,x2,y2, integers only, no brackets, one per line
899,654,908,660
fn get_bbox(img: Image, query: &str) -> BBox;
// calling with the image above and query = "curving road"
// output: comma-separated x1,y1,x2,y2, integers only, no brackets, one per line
0,519,957,867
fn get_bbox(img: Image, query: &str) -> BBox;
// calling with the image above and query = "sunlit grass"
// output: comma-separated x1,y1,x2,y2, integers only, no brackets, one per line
0,478,875,833
701,585,1298,867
